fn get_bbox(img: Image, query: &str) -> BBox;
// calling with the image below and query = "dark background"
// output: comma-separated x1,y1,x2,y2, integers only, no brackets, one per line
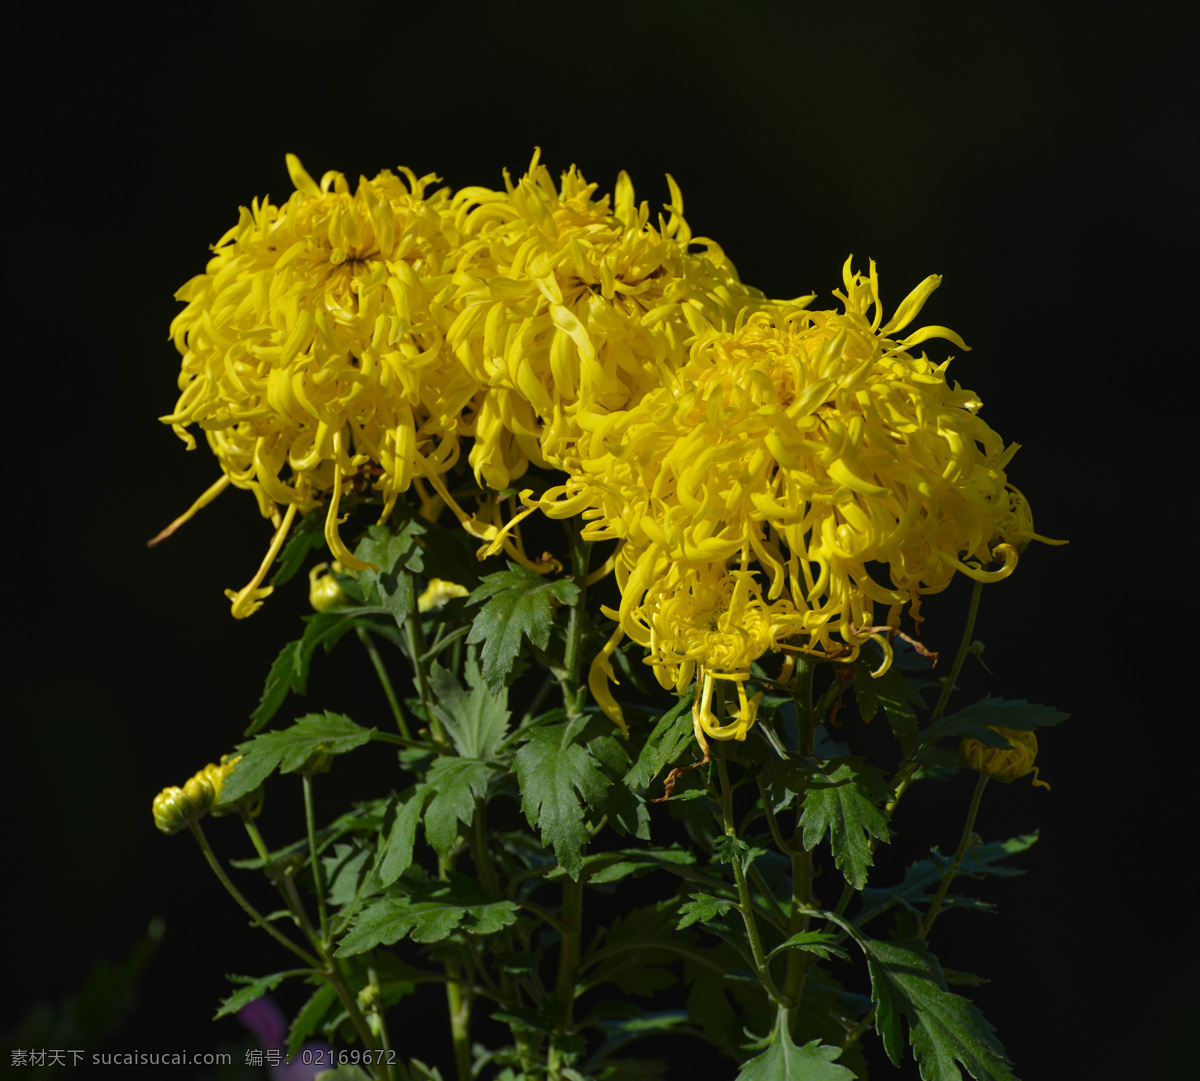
7,1,1193,1078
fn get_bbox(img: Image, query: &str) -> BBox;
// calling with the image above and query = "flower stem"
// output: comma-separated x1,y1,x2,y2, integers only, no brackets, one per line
187,821,320,969
920,773,988,938
716,750,791,1010
785,656,816,1029
931,578,984,725
548,521,591,1079
402,569,446,747
302,773,330,945
357,626,411,739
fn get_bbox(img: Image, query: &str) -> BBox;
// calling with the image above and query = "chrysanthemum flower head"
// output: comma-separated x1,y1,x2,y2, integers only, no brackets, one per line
160,155,481,614
540,260,1055,735
446,150,764,489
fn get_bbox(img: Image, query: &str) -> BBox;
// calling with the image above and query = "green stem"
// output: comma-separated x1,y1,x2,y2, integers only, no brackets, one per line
187,821,320,969
439,850,473,1081
930,579,984,725
548,522,592,1080
784,658,816,1027
302,774,330,945
716,751,791,1010
357,626,411,739
402,569,446,747
919,774,989,938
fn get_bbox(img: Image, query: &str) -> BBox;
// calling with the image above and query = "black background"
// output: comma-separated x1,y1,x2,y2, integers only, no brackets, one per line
6,2,1194,1078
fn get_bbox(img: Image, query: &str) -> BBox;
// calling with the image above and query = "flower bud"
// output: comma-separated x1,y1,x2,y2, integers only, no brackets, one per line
153,756,252,833
960,726,1049,789
309,563,348,611
152,774,215,834
418,578,470,613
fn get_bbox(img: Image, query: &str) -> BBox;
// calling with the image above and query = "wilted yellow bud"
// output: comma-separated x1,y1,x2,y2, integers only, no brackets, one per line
418,578,470,613
309,563,348,611
960,726,1049,789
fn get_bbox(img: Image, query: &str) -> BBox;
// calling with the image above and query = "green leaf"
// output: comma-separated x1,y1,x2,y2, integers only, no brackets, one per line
355,520,426,624
767,931,851,964
427,658,511,761
213,972,290,1020
270,508,326,586
223,712,375,802
676,892,736,931
584,847,697,885
418,517,487,593
800,760,892,890
287,982,338,1057
713,835,769,874
315,1067,374,1081
624,694,696,791
336,873,518,956
423,757,491,858
856,833,1038,928
376,788,433,885
865,937,1013,1081
247,607,389,734
737,1009,857,1081
918,697,1069,755
467,564,581,690
321,842,380,921
854,661,925,758
512,716,609,879
584,904,682,997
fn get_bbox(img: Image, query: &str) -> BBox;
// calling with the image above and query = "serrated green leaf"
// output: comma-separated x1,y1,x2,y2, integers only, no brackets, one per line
213,973,290,1020
418,517,487,592
427,658,511,761
355,520,426,624
223,713,375,802
713,835,769,873
624,695,696,791
247,608,389,734
800,760,891,890
918,697,1069,754
584,905,682,997
585,847,697,885
676,892,736,931
736,1009,857,1081
287,982,338,1057
270,509,326,587
767,931,851,964
865,937,1014,1081
321,842,380,920
423,758,490,858
467,564,581,690
376,788,433,886
336,874,518,956
854,662,924,758
856,833,1038,928
512,716,609,879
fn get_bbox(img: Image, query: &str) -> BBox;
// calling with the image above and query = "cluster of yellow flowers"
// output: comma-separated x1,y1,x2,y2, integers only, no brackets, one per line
161,153,1050,742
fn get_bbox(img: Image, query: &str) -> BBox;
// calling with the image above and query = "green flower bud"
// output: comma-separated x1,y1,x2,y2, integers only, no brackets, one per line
309,563,348,611
960,726,1049,789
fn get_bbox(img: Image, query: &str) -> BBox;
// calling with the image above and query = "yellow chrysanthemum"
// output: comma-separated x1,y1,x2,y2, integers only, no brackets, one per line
446,150,767,489
159,155,480,615
534,260,1058,734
